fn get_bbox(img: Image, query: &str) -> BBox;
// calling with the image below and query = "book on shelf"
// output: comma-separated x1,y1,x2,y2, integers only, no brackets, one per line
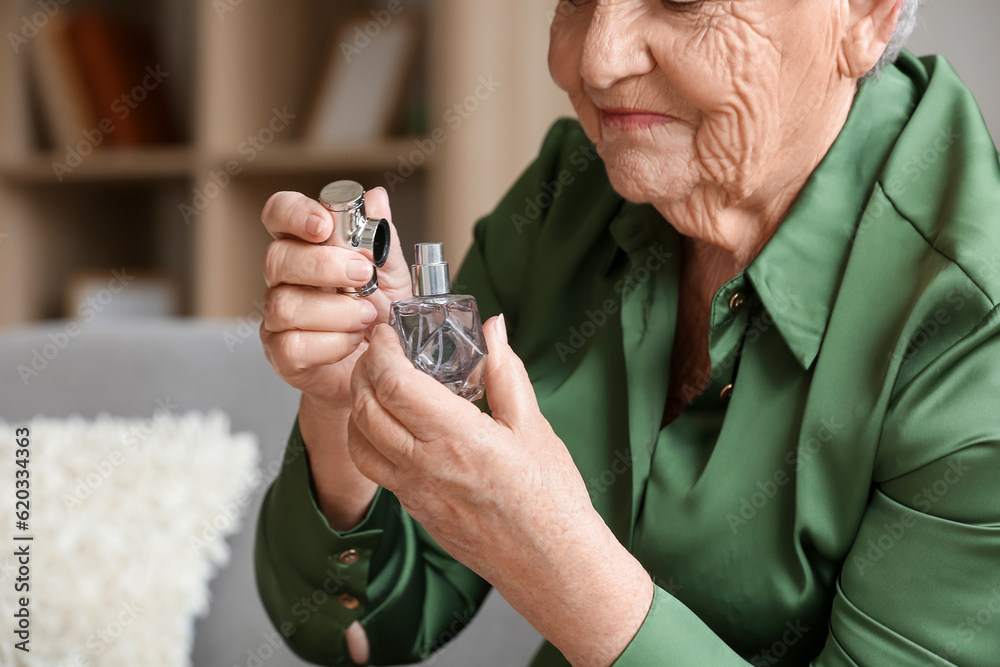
301,13,421,146
31,13,96,150
30,10,178,151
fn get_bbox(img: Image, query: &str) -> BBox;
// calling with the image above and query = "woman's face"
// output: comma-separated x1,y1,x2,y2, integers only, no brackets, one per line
549,0,853,208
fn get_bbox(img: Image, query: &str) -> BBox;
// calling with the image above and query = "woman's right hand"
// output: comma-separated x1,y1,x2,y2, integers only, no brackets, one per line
259,188,412,530
259,188,412,408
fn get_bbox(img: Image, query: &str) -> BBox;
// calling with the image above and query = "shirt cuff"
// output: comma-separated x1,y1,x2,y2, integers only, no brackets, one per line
612,585,750,666
254,417,407,665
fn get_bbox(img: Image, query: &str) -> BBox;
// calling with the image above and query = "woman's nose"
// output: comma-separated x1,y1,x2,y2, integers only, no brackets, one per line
578,5,656,89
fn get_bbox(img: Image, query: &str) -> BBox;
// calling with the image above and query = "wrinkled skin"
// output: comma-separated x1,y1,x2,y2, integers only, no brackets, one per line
549,0,898,266
259,1,903,665
550,0,903,422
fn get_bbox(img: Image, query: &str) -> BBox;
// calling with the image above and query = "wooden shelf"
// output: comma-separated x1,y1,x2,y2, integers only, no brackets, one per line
0,0,569,325
0,138,435,185
0,146,195,184
221,137,435,176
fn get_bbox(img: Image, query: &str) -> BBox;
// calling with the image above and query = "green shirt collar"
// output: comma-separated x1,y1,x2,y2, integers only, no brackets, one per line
745,59,919,369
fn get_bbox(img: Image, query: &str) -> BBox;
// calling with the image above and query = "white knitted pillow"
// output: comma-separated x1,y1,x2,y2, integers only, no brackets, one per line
0,411,258,667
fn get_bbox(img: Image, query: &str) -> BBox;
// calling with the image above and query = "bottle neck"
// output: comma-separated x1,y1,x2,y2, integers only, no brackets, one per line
411,263,450,296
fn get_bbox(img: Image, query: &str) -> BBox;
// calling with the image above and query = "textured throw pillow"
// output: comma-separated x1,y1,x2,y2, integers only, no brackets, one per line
0,411,258,667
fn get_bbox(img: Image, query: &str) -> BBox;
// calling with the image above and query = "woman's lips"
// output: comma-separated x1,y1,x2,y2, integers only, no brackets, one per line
600,108,676,131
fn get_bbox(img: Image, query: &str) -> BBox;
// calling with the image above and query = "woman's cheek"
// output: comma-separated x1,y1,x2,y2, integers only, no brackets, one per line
548,12,584,94
572,96,602,145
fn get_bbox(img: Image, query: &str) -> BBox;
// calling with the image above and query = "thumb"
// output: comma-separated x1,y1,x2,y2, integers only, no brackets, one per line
484,314,538,425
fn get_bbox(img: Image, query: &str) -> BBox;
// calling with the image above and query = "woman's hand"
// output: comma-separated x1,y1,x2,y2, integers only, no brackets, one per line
259,188,412,406
258,188,413,531
348,316,654,666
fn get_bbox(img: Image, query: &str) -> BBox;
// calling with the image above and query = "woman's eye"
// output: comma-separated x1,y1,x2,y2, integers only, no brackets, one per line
662,0,705,10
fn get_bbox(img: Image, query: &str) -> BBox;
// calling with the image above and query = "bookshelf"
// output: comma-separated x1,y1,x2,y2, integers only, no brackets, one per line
0,0,434,324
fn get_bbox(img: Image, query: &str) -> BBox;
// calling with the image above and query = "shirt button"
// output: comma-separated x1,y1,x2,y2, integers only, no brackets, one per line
339,549,360,565
339,594,360,610
720,383,734,400
728,292,746,314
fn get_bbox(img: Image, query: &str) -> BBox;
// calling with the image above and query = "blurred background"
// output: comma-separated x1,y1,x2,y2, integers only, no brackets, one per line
0,0,997,326
0,1,997,667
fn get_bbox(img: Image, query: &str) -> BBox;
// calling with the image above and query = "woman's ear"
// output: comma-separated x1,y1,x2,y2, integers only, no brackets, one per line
838,0,905,80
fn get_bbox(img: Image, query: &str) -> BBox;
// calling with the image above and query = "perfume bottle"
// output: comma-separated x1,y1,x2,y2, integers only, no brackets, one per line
318,181,391,298
390,243,488,400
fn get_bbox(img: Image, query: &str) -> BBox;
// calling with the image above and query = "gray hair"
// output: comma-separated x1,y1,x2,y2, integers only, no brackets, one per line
863,0,921,82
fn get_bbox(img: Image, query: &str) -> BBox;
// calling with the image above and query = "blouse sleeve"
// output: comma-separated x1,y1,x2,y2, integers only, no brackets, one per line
254,418,492,665
253,117,592,665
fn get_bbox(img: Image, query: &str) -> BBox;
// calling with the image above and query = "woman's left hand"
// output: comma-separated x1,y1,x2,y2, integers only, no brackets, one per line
349,315,653,666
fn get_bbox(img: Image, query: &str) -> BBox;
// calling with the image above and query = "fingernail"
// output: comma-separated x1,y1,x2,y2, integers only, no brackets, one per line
496,313,508,345
345,621,371,665
346,259,373,282
307,214,327,238
359,300,377,324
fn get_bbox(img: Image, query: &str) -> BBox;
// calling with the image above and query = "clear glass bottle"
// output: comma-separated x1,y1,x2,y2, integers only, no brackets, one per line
390,243,487,400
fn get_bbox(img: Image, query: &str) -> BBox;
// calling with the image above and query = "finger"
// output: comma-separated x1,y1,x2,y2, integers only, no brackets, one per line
350,347,418,467
260,328,363,377
483,314,540,427
360,186,393,226
363,324,481,443
345,621,370,666
346,416,399,491
358,188,411,284
263,285,377,333
261,191,334,243
263,239,375,289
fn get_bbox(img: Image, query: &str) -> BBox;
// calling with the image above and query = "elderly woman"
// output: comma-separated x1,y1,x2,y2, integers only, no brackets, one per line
254,0,1000,664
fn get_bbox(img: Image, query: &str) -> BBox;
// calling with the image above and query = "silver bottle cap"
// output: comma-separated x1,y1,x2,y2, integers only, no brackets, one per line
318,180,390,299
319,181,365,213
411,243,451,296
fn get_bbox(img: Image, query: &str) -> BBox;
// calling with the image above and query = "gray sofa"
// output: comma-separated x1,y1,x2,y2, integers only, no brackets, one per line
0,319,543,667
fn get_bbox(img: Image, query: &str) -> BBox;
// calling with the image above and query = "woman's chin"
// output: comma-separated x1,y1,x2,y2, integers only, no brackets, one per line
602,152,697,206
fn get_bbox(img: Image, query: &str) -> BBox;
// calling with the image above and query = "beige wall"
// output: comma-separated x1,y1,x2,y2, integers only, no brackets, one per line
428,0,573,267
908,0,1000,144
435,2,1000,268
